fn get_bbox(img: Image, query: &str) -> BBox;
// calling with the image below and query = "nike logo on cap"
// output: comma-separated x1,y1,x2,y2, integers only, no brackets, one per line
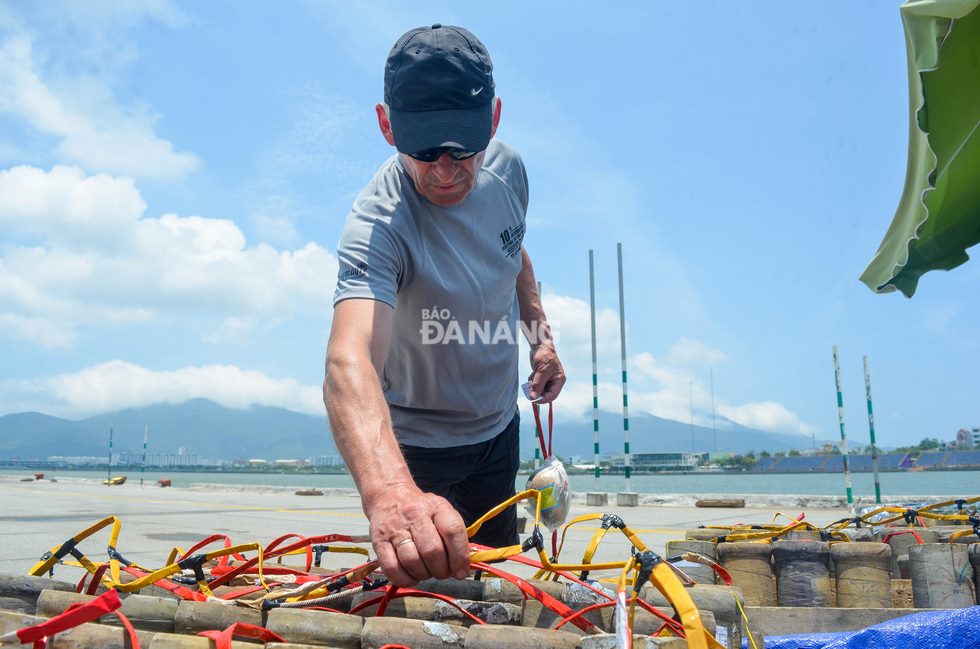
471,86,483,96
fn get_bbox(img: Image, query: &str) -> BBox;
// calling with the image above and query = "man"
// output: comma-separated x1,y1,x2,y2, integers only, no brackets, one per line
323,24,564,588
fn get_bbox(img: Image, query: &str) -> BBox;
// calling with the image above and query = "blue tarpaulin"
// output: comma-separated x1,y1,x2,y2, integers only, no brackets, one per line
758,607,980,649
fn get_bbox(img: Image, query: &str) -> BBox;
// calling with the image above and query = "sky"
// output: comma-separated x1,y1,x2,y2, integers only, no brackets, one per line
0,0,977,452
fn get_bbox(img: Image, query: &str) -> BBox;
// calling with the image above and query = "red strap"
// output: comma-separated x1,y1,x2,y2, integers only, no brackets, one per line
708,560,733,586
198,623,284,649
532,403,553,459
470,561,596,632
120,565,206,601
350,587,486,626
882,529,924,544
177,534,242,567
548,404,553,457
111,610,141,649
206,533,355,590
14,589,122,645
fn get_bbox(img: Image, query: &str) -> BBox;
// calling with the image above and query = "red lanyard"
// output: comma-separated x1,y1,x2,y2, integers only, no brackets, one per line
532,402,553,459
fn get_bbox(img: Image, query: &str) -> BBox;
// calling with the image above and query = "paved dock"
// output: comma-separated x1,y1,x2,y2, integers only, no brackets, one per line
0,476,853,583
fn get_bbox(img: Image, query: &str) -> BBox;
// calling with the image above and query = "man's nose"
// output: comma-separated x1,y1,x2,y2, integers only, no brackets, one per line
430,153,459,180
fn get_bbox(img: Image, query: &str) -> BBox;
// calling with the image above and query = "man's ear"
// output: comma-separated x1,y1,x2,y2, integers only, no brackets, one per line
490,96,502,139
376,103,397,147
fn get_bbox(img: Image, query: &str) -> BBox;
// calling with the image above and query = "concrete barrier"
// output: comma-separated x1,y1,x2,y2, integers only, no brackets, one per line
0,575,75,608
771,540,832,607
640,583,743,625
147,632,253,648
361,617,465,649
831,542,892,608
582,634,687,648
36,590,179,633
1,609,156,649
665,539,717,585
586,493,609,506
465,623,581,648
172,599,261,635
616,493,639,507
415,577,485,602
908,543,975,608
716,542,774,607
744,606,935,637
265,607,363,648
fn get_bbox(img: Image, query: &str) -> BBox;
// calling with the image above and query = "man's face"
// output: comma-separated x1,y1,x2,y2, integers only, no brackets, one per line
398,150,487,208
375,98,501,208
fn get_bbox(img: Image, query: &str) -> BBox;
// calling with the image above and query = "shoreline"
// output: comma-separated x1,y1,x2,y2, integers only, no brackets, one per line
1,474,957,509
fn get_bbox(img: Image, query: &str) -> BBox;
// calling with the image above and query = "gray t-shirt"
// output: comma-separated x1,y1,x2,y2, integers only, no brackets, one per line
334,139,528,448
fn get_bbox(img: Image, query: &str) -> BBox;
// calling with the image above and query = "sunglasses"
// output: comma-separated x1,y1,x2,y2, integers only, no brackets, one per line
406,146,480,163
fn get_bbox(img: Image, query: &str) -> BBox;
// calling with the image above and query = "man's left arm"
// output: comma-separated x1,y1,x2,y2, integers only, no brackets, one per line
517,246,565,402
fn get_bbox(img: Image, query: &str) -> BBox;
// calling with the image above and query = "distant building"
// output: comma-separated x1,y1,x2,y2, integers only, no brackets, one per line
607,452,707,472
311,455,345,467
274,459,308,468
956,428,980,448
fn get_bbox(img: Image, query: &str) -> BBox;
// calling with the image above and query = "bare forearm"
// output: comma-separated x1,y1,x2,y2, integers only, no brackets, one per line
324,355,413,509
516,247,552,347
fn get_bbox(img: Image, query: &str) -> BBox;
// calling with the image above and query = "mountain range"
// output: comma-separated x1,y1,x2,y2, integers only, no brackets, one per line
0,399,816,462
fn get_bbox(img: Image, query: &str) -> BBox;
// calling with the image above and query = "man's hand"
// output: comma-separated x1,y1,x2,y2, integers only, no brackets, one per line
527,343,565,403
365,485,472,587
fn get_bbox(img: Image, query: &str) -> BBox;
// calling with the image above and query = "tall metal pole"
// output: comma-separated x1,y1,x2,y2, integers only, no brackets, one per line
140,426,148,487
617,244,631,492
832,346,853,504
589,250,601,487
710,368,717,452
863,356,882,504
689,381,695,453
107,426,113,483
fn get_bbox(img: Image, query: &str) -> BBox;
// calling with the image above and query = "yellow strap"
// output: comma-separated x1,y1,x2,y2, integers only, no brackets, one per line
734,590,760,649
645,562,708,649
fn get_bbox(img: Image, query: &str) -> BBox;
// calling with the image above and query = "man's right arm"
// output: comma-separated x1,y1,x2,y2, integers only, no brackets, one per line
323,298,471,585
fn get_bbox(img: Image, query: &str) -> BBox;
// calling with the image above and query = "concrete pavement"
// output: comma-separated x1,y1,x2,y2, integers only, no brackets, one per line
0,476,854,584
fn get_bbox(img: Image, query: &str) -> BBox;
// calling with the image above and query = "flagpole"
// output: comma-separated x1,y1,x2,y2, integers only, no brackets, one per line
107,426,113,484
617,243,631,493
141,426,148,487
863,356,882,504
710,368,717,452
589,250,601,488
832,346,853,505
689,381,695,452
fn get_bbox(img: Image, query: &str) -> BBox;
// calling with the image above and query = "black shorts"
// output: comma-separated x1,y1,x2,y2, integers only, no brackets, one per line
400,410,520,549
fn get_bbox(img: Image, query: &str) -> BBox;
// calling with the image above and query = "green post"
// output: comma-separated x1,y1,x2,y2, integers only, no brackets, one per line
863,356,882,503
107,426,113,484
832,346,853,504
140,425,148,487
617,244,631,491
589,250,601,486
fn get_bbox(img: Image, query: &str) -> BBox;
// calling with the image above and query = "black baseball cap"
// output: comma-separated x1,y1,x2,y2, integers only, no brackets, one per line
384,24,495,155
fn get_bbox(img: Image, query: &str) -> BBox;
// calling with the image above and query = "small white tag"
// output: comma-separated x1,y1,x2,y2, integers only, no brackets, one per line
521,381,543,402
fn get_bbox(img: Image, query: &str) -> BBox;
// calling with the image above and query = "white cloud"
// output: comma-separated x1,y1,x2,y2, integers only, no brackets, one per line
0,164,145,239
665,337,728,365
720,401,818,436
0,361,324,418
203,317,259,346
0,35,199,178
0,313,76,348
0,164,338,346
535,297,817,436
40,0,189,32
